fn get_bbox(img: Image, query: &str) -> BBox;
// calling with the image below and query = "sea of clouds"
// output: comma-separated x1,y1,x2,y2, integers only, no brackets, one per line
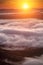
3,55,43,65
0,18,43,48
0,18,43,65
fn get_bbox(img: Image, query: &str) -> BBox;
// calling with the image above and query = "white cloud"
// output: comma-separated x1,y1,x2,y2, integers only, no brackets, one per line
0,18,43,48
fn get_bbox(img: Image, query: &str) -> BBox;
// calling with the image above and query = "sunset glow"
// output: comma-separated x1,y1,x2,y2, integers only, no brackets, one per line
22,3,29,9
0,0,43,9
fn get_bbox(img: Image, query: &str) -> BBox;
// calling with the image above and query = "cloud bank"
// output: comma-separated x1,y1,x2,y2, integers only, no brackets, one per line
0,18,43,49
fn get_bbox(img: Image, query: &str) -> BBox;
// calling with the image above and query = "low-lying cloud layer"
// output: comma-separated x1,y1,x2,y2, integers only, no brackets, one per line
0,18,43,65
0,18,43,49
3,55,43,65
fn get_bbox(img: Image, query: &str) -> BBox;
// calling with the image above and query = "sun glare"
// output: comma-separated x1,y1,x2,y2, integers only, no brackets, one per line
22,3,29,9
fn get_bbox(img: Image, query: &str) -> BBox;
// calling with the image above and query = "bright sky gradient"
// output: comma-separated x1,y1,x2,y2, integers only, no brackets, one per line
0,0,43,9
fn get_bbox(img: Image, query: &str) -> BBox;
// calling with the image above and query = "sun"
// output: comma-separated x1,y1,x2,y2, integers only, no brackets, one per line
22,3,29,9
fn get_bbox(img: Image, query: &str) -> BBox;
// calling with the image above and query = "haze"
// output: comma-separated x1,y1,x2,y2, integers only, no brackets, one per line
0,0,43,9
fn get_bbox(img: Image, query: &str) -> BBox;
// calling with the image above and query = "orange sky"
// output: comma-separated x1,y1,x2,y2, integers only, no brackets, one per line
0,0,43,9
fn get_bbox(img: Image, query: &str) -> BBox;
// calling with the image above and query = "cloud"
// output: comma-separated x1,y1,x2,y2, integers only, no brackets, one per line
0,18,43,49
3,55,43,65
0,0,7,3
23,55,43,65
0,0,43,4
0,0,16,4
